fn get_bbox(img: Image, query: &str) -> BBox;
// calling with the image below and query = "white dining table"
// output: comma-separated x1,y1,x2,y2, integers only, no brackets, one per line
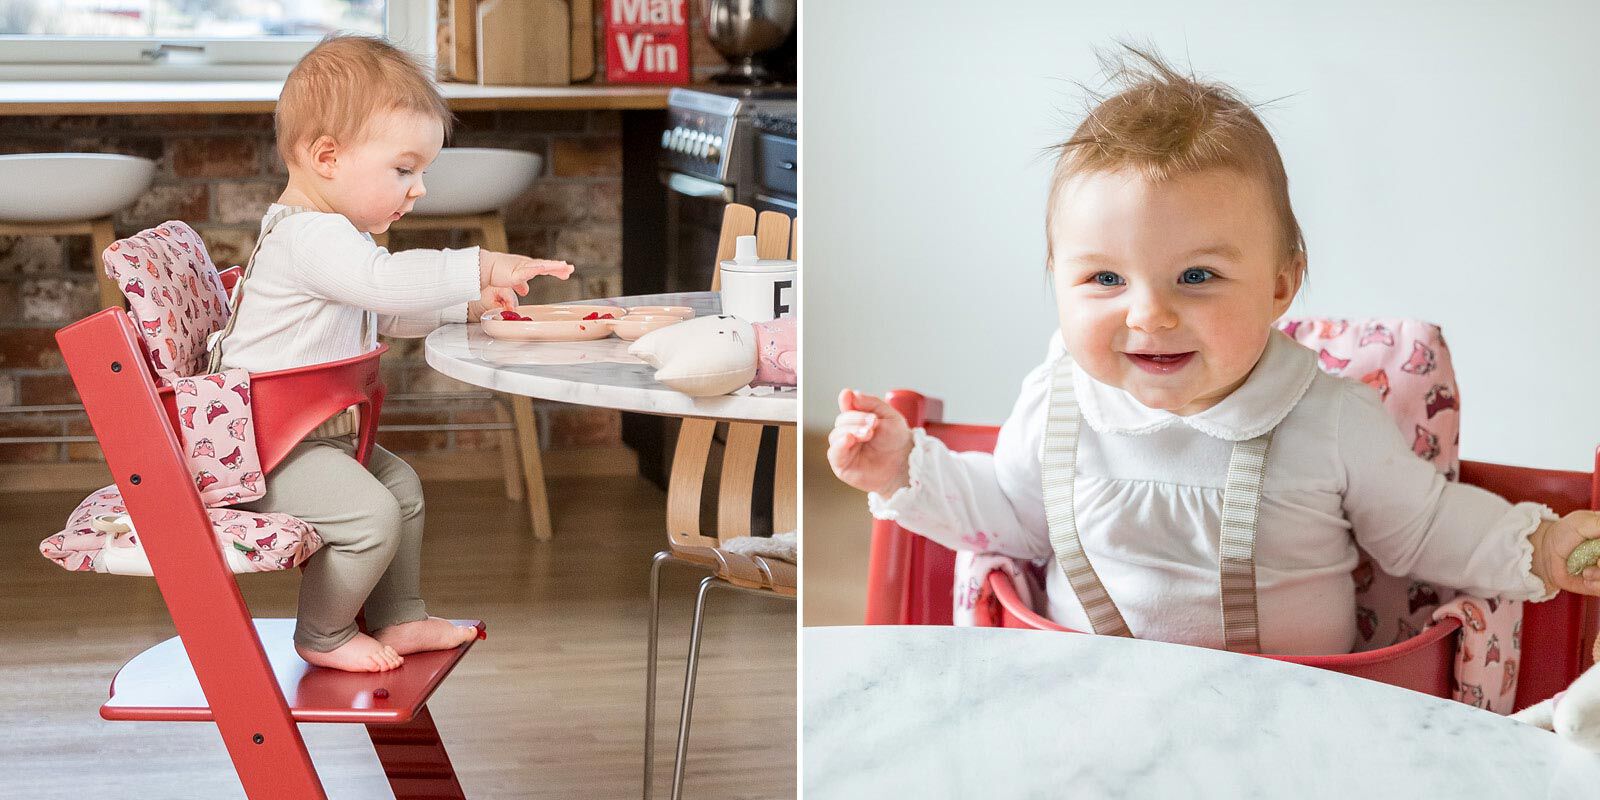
803,625,1600,798
423,291,794,425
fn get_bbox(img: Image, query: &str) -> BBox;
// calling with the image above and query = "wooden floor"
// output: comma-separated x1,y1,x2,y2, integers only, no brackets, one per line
0,476,795,799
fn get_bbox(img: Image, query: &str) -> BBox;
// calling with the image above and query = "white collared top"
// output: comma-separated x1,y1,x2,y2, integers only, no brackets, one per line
870,331,1554,655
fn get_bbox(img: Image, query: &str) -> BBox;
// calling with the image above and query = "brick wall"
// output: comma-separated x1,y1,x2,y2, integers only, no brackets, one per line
0,109,627,467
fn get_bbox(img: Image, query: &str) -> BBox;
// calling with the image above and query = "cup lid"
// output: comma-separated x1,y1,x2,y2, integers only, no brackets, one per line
720,257,796,274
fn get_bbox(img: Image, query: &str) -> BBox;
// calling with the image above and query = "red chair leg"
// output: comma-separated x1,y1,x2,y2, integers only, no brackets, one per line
366,704,466,800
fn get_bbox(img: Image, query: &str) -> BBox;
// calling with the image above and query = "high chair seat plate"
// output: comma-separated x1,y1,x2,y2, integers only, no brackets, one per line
102,618,483,724
41,485,322,575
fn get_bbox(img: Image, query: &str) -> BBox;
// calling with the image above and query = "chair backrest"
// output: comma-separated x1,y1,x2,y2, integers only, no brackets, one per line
865,342,1600,709
667,204,797,552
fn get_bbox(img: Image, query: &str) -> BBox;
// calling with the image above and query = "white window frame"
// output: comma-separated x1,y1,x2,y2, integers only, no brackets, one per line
0,0,434,80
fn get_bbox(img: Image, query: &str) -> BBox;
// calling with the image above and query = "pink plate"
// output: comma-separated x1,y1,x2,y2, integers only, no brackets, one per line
625,305,695,320
480,307,616,342
611,314,686,341
528,304,625,319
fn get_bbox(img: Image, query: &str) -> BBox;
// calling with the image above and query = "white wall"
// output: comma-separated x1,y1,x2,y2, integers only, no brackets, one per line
803,0,1600,471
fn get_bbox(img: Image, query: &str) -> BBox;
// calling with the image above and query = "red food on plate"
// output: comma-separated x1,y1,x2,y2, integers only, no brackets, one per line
498,311,529,321
582,312,617,320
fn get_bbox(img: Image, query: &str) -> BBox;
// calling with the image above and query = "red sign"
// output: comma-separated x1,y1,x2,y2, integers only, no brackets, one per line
604,0,691,84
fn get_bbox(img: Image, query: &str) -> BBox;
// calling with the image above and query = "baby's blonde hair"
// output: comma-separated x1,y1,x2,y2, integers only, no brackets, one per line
275,34,453,166
1047,45,1306,272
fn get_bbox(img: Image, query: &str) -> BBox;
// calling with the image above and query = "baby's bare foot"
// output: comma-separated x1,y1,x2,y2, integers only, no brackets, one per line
296,632,403,672
373,617,478,656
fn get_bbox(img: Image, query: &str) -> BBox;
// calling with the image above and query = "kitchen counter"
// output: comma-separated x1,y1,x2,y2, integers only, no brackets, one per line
0,80,670,115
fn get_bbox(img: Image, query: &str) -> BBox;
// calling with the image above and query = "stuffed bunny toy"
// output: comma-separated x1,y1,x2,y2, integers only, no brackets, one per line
630,315,796,397
1510,636,1600,750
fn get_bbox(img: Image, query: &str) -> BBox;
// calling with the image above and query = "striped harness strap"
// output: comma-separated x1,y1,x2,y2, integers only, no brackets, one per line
1042,357,1274,653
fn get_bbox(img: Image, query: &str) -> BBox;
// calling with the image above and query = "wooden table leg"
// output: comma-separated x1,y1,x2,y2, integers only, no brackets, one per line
511,395,553,541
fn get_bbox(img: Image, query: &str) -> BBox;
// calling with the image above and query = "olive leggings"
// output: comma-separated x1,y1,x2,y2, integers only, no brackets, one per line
235,436,429,652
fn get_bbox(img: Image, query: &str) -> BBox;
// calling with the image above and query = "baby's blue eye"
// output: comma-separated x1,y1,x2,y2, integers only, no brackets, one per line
397,168,414,176
1180,267,1214,285
1092,272,1124,287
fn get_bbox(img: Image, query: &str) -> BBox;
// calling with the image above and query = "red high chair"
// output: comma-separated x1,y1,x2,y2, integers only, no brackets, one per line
865,389,1600,713
55,264,481,799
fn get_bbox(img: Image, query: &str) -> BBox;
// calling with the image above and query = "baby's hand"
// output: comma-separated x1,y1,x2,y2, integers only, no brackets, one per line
1531,511,1600,596
467,286,520,322
480,251,574,294
827,389,914,497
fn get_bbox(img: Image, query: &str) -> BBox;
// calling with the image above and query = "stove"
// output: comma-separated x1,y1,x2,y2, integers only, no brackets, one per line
658,86,795,293
661,87,795,194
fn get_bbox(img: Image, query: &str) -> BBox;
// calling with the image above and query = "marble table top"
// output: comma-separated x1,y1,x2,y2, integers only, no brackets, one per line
803,626,1600,798
424,292,795,424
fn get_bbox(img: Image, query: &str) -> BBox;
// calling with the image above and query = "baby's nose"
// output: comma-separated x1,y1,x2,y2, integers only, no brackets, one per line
1126,292,1178,331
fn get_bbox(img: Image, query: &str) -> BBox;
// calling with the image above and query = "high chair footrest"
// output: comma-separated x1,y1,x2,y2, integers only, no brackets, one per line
101,618,481,724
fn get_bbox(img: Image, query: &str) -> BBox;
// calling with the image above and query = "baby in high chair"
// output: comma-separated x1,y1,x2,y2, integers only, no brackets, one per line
214,35,574,672
829,47,1600,656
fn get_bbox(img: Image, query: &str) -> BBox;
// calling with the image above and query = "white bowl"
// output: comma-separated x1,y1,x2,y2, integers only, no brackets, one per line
0,153,156,223
411,148,544,216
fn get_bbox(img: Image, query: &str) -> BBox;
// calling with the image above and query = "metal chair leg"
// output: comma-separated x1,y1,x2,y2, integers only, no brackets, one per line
671,575,718,800
643,550,675,800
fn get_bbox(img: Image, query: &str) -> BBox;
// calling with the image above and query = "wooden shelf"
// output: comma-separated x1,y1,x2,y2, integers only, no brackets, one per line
0,80,672,116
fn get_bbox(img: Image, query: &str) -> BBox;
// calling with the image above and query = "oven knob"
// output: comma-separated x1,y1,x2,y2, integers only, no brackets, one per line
660,130,672,149
670,127,686,151
707,136,722,160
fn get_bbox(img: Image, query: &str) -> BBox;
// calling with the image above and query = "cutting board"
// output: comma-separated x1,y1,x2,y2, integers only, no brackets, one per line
478,0,570,86
569,0,595,81
450,0,478,82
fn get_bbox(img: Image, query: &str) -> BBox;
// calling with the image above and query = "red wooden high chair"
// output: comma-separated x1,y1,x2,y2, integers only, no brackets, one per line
865,389,1600,713
54,262,481,799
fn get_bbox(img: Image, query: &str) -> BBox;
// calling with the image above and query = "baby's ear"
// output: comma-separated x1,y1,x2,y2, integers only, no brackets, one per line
307,135,340,178
1274,252,1306,312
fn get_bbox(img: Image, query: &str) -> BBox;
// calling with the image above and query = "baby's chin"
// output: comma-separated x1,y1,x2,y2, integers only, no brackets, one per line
1117,377,1212,414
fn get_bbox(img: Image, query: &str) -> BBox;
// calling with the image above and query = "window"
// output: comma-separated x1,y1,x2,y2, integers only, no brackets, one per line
0,0,433,79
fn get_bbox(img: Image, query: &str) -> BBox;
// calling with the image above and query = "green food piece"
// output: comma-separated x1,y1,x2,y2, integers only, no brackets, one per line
1566,538,1600,576
232,541,256,554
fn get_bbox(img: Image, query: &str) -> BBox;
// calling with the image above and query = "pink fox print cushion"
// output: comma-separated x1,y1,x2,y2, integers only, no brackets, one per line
172,369,265,506
103,220,231,386
41,486,323,575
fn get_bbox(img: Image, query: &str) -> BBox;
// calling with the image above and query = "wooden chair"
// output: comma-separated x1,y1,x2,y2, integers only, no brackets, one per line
642,204,798,800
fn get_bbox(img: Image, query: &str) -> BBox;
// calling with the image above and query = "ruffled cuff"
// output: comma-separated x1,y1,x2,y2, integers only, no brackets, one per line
867,427,938,520
1511,502,1562,603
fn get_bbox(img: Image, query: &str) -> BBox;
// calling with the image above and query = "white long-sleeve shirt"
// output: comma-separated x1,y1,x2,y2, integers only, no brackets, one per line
870,330,1554,655
217,203,481,373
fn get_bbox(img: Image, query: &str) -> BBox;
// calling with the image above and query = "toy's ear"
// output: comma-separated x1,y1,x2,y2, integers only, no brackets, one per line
630,315,756,396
